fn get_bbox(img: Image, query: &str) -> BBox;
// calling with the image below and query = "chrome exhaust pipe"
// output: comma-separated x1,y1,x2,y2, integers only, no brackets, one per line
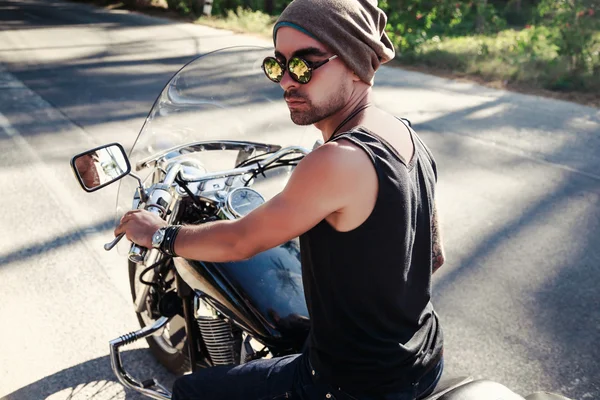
109,316,172,399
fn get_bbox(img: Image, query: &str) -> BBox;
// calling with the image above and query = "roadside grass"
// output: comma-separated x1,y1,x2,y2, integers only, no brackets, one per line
196,7,276,37
400,28,600,94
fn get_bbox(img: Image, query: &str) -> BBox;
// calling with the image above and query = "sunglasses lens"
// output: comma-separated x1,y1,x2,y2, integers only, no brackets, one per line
288,58,311,84
263,58,283,82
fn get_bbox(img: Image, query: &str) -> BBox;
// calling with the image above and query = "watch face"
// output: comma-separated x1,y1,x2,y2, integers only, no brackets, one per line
152,229,165,248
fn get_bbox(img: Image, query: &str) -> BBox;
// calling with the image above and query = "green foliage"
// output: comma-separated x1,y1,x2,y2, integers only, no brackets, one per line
165,0,194,15
379,0,507,54
501,0,538,26
405,26,600,92
536,0,599,74
223,6,274,32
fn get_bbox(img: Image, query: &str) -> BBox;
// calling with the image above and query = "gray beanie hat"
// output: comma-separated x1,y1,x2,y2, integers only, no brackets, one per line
273,0,395,85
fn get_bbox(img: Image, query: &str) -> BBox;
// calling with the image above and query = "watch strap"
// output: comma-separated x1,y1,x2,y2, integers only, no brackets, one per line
161,225,182,257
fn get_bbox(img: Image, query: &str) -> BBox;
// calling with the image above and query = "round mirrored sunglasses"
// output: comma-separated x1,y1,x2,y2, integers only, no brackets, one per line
262,55,338,84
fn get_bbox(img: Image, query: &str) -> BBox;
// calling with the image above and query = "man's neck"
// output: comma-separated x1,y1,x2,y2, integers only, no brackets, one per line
316,91,373,142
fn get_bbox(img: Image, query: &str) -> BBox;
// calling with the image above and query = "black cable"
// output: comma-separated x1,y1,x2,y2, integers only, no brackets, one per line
236,150,304,167
244,162,299,186
180,151,305,183
235,150,278,168
175,176,204,209
139,258,167,289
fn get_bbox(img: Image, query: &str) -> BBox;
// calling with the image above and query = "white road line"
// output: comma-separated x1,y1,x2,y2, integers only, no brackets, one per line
0,112,19,137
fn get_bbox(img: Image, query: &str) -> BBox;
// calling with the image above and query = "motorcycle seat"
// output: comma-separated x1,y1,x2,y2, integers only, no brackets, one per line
433,379,525,400
422,376,473,400
525,393,572,400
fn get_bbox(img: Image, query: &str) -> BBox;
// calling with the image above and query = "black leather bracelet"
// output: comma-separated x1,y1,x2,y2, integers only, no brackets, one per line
161,225,182,257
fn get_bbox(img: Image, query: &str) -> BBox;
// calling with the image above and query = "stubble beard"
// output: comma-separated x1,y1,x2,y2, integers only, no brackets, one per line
286,89,347,126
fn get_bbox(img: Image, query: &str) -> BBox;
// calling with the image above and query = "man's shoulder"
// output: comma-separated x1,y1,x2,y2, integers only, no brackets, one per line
287,139,376,195
311,137,374,170
317,139,378,189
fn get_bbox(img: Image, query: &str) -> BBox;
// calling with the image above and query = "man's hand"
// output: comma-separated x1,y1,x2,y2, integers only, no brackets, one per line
114,209,167,249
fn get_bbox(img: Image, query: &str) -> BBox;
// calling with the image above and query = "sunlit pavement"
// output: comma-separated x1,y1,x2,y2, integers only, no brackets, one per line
0,0,599,399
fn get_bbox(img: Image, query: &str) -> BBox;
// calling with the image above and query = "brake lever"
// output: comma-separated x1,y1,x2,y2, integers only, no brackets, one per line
105,233,125,251
104,232,146,264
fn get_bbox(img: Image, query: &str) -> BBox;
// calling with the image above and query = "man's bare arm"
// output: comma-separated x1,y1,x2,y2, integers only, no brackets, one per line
431,201,445,273
172,141,373,262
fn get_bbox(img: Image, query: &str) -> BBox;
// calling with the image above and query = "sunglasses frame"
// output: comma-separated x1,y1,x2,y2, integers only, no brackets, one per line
262,54,338,84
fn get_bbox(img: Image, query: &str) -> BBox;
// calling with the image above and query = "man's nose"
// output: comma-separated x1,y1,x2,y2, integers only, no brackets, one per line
279,71,297,92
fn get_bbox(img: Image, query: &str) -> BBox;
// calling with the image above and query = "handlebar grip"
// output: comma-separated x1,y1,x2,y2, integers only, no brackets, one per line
127,184,172,264
128,245,147,264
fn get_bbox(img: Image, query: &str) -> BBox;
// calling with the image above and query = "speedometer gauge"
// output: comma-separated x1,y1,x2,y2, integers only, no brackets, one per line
226,187,265,218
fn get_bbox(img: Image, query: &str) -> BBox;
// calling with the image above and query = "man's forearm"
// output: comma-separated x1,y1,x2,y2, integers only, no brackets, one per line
431,203,445,273
172,220,251,262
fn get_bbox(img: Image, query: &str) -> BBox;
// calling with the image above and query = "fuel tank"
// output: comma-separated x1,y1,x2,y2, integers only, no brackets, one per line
174,238,310,349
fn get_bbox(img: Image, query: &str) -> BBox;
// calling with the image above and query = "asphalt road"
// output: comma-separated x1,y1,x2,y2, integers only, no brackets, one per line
1,0,599,399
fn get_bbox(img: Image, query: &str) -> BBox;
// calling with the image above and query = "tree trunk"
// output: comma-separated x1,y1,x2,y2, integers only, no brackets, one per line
192,0,205,15
476,0,488,33
265,0,274,14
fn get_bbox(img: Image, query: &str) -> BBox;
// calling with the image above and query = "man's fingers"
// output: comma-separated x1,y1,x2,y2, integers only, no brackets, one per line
114,221,126,237
120,209,142,224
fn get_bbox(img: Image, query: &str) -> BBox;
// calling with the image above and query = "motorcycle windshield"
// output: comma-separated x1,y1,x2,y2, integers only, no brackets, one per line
115,46,320,253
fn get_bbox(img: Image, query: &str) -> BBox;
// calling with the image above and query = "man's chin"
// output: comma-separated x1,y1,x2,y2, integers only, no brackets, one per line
290,111,318,126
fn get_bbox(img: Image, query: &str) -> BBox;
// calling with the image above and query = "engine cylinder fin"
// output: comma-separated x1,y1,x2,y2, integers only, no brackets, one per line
196,316,236,365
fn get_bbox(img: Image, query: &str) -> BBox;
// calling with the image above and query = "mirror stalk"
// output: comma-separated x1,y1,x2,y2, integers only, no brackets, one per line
130,172,149,203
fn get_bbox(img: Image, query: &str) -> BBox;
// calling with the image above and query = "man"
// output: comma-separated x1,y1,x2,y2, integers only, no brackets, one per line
75,151,102,189
115,0,445,398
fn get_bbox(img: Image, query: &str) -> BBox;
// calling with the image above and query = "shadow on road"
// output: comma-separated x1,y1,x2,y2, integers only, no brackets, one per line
3,349,177,400
0,217,115,268
415,112,600,398
1,0,174,30
0,46,282,151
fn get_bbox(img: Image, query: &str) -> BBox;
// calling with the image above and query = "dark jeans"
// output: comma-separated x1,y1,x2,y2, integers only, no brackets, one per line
171,353,444,400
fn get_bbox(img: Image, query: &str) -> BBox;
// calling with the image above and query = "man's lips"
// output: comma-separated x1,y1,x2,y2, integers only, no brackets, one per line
285,98,305,105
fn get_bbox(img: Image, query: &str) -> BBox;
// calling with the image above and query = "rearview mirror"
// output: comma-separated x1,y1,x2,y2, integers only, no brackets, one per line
70,143,131,192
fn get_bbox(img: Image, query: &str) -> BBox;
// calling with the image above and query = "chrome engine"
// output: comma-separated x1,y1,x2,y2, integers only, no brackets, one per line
195,297,237,365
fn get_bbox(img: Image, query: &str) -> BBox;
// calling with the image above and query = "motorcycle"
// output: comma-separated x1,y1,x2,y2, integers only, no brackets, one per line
70,46,572,400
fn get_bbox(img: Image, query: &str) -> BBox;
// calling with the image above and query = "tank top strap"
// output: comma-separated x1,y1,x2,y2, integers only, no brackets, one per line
326,126,380,146
396,117,437,180
330,125,416,169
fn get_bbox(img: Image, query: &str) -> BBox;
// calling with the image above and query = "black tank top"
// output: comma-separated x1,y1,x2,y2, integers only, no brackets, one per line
300,119,443,395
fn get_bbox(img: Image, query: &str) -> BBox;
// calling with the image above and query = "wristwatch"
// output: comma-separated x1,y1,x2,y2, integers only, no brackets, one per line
151,227,167,249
